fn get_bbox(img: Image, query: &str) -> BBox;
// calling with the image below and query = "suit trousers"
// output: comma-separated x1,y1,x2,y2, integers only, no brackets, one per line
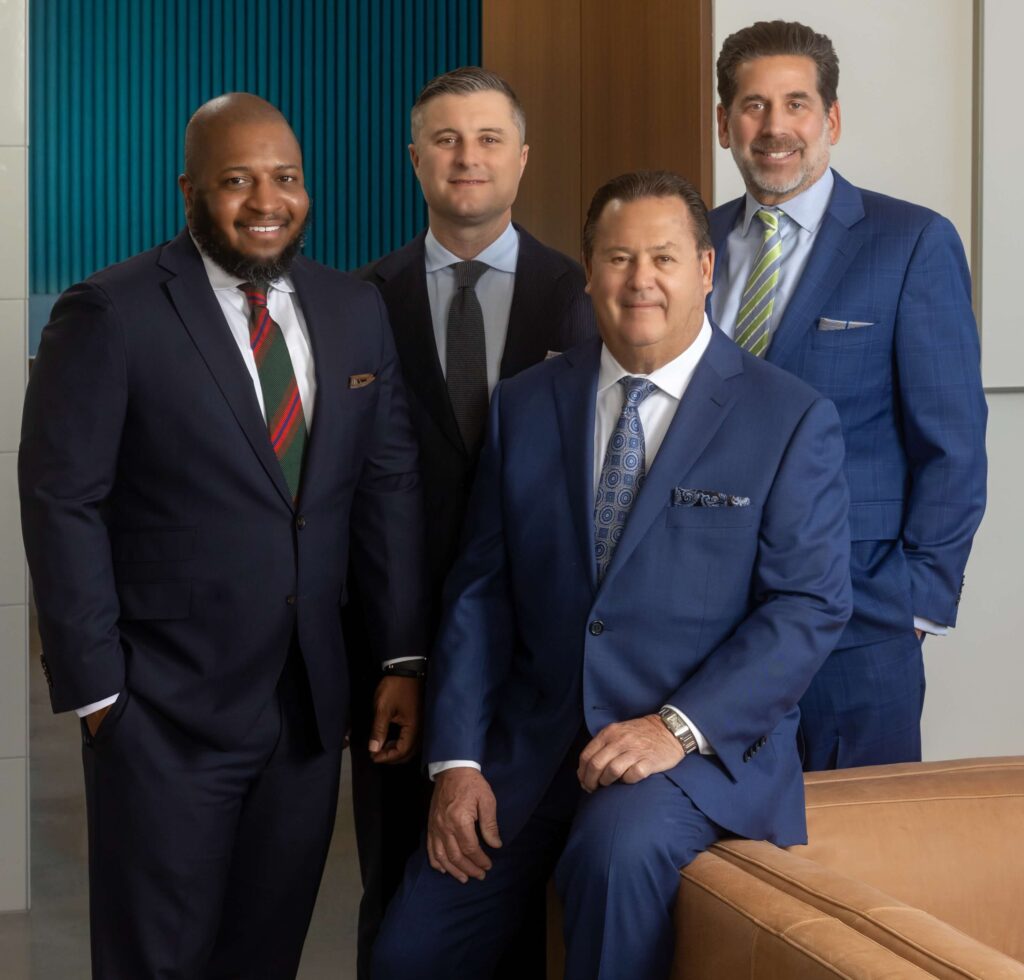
81,649,342,979
372,744,723,980
799,630,926,771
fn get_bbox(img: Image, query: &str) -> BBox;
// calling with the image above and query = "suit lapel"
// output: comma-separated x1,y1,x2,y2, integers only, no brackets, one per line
500,225,557,378
553,339,602,593
159,232,293,508
376,236,465,456
765,172,866,370
598,331,744,594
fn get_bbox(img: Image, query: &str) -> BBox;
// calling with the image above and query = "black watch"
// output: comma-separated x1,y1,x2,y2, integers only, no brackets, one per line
381,658,427,679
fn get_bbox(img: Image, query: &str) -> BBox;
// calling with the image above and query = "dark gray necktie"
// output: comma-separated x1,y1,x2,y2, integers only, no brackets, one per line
446,260,490,454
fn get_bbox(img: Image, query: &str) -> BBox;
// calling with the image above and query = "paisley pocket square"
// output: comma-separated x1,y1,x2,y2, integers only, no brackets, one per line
672,487,750,507
348,373,376,389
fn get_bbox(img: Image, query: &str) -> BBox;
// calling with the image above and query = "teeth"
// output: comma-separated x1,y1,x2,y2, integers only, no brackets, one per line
248,225,282,233
766,151,793,159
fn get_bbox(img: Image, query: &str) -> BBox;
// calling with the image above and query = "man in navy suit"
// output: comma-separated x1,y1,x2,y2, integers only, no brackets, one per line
372,170,852,979
349,67,595,976
709,21,987,770
19,94,426,979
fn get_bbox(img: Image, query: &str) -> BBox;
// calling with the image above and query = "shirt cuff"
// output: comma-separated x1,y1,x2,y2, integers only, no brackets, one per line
75,694,119,718
427,760,481,781
914,616,948,636
665,705,714,756
382,656,428,666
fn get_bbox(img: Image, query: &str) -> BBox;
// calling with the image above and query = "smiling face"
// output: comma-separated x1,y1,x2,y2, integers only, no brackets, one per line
179,118,310,281
409,90,528,243
585,195,714,374
717,54,840,205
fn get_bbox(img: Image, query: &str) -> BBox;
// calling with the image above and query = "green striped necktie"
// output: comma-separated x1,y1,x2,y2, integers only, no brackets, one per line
242,282,308,500
734,208,783,358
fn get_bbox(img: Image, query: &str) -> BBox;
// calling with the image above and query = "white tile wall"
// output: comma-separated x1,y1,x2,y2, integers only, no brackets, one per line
0,0,25,145
0,756,27,910
0,602,26,758
0,454,25,606
0,300,26,451
0,147,27,300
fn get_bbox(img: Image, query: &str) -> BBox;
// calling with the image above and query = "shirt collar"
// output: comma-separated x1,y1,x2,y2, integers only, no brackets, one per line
192,234,296,293
741,167,834,235
598,315,713,400
424,222,520,274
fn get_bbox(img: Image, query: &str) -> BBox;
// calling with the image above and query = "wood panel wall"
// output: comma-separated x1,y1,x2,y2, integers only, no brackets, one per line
483,0,713,260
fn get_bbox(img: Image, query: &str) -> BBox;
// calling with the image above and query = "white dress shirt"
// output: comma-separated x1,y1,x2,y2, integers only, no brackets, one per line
429,318,718,777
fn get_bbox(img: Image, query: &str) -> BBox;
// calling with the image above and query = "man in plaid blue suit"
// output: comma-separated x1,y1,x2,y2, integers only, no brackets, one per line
709,20,988,770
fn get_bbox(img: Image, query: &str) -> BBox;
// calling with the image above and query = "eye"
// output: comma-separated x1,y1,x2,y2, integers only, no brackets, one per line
224,176,249,187
608,255,629,266
655,254,675,264
789,101,805,111
278,174,298,183
481,136,499,145
437,136,458,146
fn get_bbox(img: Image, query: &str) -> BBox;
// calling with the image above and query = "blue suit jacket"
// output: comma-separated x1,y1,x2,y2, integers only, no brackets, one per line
20,231,427,750
425,330,852,847
709,172,987,645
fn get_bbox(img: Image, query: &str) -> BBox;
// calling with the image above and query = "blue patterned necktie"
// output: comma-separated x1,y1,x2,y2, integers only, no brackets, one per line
595,376,658,581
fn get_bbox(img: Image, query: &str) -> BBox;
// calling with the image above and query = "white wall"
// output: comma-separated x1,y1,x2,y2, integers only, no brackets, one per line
0,0,29,913
713,0,1024,760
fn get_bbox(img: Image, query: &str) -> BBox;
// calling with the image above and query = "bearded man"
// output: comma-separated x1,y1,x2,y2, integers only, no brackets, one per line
19,92,427,979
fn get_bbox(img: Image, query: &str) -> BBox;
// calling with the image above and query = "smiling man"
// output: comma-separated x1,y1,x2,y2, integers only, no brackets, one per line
348,67,595,978
709,21,988,772
372,170,852,979
19,93,427,978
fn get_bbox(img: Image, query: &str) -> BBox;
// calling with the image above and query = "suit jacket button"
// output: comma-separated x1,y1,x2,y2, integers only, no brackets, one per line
296,515,307,529
589,621,604,636
286,595,297,606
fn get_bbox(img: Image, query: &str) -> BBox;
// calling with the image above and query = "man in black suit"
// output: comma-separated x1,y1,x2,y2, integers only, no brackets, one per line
19,93,426,979
350,67,596,976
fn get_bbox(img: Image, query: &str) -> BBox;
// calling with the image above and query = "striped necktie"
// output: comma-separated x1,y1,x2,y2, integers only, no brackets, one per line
241,282,308,500
734,208,783,357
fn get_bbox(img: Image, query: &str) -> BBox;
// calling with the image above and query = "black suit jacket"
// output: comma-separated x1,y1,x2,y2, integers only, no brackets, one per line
20,231,426,750
357,224,596,622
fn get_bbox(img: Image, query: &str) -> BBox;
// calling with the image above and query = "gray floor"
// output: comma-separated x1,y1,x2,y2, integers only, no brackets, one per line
0,612,363,978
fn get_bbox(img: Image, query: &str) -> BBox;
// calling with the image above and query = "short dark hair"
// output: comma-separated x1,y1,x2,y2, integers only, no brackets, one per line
411,66,526,142
582,170,711,262
717,20,839,111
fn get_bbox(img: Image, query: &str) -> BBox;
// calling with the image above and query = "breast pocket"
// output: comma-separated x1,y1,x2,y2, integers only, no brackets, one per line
665,506,757,529
810,319,878,349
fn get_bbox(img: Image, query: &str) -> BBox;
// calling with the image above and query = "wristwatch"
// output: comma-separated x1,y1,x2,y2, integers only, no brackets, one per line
658,705,698,757
381,657,427,679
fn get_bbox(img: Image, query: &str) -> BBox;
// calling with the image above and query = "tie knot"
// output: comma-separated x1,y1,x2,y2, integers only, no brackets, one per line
618,376,657,408
755,208,780,234
452,260,489,290
242,282,269,308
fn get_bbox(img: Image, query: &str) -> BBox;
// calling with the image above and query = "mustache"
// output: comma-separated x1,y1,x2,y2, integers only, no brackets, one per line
750,138,805,153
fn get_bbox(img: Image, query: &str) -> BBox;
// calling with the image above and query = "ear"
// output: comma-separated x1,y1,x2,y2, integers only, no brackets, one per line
178,174,194,213
716,104,731,149
826,99,842,145
519,141,529,176
700,247,715,296
408,143,420,172
583,259,592,295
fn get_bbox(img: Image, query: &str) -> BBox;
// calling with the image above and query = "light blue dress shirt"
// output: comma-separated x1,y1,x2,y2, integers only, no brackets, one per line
710,168,834,341
424,222,519,395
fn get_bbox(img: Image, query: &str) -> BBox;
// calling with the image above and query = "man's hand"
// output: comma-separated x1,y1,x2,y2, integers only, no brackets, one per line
577,714,684,792
85,705,111,737
427,767,502,883
368,675,422,764
915,628,924,641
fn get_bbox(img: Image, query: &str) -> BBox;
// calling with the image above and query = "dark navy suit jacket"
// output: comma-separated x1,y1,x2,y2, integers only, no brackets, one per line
20,231,426,750
426,330,852,847
709,172,987,647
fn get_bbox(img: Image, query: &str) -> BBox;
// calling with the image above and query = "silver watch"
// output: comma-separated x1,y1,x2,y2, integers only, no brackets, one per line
658,706,698,756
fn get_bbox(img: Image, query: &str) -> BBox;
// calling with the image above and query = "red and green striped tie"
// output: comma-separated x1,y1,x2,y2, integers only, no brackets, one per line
242,282,308,500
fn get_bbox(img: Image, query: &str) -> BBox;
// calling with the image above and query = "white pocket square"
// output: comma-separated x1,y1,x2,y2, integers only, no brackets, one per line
818,317,874,331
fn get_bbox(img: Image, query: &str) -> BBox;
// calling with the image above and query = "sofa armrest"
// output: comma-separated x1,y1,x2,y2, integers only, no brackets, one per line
675,851,936,979
711,840,1024,980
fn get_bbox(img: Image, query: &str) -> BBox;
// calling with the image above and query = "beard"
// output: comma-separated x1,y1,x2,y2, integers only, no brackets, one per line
188,193,311,284
732,119,832,200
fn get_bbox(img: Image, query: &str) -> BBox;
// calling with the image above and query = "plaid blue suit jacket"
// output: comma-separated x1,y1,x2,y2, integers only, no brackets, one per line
709,170,987,648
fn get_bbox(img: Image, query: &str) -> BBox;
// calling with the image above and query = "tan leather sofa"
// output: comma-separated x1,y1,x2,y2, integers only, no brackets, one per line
674,757,1024,978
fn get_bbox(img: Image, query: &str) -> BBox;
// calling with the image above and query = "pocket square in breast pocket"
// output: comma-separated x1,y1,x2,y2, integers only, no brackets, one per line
818,317,874,331
672,487,751,507
348,373,376,389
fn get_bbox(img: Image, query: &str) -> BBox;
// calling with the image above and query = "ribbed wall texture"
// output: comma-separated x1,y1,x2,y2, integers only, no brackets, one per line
30,0,481,294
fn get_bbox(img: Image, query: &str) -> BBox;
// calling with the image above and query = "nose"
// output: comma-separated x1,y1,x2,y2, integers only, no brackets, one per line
628,255,655,290
452,140,479,169
759,104,785,135
246,178,283,214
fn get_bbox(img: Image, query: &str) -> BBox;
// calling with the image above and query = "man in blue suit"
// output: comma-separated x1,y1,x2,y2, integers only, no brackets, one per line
373,171,852,979
20,94,426,978
709,21,987,770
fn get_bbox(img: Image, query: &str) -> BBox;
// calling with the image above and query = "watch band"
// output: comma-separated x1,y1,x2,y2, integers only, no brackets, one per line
381,658,427,679
658,705,698,756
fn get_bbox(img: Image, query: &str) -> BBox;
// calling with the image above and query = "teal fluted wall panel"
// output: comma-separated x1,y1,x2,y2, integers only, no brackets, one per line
30,0,481,294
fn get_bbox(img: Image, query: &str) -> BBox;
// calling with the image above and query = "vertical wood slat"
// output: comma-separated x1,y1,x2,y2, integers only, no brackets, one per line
29,0,481,296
